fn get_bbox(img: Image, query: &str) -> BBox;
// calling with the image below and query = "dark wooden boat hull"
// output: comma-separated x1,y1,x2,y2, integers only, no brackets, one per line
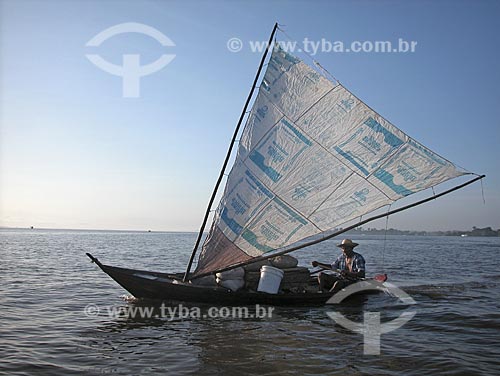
87,253,338,305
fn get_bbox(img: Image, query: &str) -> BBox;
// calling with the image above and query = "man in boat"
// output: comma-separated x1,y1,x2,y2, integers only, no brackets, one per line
311,239,365,293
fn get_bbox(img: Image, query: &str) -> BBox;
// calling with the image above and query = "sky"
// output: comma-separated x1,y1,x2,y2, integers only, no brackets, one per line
0,0,499,232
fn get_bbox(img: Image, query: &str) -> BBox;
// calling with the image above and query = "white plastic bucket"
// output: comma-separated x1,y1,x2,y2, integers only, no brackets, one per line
257,265,284,294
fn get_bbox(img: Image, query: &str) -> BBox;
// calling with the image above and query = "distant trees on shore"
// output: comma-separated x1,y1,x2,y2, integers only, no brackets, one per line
338,226,500,237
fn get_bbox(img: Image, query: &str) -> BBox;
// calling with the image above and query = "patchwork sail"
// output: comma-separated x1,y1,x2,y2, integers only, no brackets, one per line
194,45,468,275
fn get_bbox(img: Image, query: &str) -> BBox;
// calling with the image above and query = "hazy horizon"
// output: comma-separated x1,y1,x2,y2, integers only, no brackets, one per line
1,221,497,234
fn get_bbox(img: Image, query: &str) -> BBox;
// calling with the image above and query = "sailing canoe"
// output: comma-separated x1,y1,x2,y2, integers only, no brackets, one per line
87,253,341,306
86,24,483,306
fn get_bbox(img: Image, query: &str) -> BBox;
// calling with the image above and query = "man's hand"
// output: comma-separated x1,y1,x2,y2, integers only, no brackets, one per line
341,270,364,278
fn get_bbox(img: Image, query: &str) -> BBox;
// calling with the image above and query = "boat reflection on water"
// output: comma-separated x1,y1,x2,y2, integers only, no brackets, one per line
85,294,409,375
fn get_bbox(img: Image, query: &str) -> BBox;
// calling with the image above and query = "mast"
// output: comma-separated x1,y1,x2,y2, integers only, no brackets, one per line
192,174,485,279
183,22,279,281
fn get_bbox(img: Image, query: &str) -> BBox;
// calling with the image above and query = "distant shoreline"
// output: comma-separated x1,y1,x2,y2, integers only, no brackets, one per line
1,226,498,237
0,226,197,234
340,226,500,237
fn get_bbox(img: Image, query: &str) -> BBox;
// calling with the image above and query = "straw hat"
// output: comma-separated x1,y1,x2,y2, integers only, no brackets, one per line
336,239,359,248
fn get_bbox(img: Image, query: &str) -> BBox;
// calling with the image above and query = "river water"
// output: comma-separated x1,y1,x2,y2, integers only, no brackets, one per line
1,229,499,375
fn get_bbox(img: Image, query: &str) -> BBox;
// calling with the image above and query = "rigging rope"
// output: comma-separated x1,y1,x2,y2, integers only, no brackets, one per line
276,26,340,84
313,60,339,85
480,178,486,204
382,204,392,270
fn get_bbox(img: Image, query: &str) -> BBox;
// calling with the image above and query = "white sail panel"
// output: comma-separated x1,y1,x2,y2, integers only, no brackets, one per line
215,161,274,242
194,45,467,275
326,111,408,176
262,48,333,121
368,139,464,199
245,117,313,185
309,173,391,230
272,145,351,217
233,197,318,255
239,93,284,160
298,84,361,140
